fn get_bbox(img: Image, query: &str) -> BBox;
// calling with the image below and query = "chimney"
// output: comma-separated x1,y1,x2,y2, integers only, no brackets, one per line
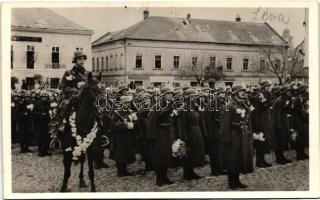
186,13,191,22
143,10,149,20
235,14,241,22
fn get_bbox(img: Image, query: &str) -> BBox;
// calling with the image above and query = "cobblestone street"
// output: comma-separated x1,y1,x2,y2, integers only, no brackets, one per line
11,145,309,193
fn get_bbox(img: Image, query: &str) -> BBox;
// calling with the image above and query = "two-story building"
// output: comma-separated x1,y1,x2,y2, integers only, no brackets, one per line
11,8,93,89
92,11,288,88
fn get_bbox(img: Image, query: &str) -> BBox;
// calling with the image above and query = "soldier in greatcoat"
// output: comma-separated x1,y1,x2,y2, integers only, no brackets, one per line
209,87,228,176
251,81,273,168
180,89,206,180
16,92,34,153
11,93,20,144
221,85,254,190
33,91,51,157
272,86,292,164
147,86,178,186
290,84,309,160
110,95,137,177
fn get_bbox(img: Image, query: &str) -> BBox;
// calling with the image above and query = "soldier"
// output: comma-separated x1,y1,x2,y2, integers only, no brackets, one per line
59,50,89,150
290,84,309,160
16,92,34,153
209,87,227,176
180,89,206,180
11,93,20,144
110,95,137,177
33,91,51,157
273,86,292,164
251,81,273,168
147,86,178,186
221,85,254,190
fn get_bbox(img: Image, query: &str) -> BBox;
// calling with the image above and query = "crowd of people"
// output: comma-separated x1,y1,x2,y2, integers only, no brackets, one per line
11,51,309,190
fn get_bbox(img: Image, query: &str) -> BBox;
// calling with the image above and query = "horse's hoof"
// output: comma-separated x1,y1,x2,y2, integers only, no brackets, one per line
79,181,88,188
91,188,96,192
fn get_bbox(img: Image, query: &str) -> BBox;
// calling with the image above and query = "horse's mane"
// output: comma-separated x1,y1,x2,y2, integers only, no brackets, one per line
76,80,103,137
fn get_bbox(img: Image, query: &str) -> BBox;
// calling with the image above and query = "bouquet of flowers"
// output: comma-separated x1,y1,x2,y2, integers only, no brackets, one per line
172,139,187,158
236,108,246,118
253,132,265,142
289,129,298,143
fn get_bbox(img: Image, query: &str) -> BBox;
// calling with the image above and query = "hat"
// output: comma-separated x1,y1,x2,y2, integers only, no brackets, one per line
198,91,208,97
215,87,225,94
40,91,50,97
271,86,282,95
184,88,198,98
120,95,132,103
231,85,246,95
117,85,128,94
72,51,87,63
182,84,190,91
150,87,161,96
173,87,183,95
279,85,290,95
136,86,145,93
298,84,308,93
259,80,272,88
161,86,173,95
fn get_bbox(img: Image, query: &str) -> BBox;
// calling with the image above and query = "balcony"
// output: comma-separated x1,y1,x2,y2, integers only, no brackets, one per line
45,63,66,69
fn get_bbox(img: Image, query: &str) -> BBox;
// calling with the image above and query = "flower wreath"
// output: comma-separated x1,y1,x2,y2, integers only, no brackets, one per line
65,112,98,160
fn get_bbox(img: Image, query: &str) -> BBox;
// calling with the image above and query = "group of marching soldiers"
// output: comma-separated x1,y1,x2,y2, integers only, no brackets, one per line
11,50,309,190
11,88,61,156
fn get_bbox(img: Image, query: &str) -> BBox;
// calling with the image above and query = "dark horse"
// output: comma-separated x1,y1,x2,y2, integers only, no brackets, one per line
60,73,105,192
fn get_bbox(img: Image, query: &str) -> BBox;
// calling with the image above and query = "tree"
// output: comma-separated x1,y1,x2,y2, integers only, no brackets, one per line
33,74,43,84
180,54,224,87
287,41,308,79
256,45,289,85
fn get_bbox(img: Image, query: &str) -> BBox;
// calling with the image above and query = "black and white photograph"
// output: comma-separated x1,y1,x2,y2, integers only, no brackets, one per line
1,1,319,199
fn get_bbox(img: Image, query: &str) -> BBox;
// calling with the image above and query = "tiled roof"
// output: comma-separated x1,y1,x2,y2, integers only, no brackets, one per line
12,8,92,34
92,16,287,46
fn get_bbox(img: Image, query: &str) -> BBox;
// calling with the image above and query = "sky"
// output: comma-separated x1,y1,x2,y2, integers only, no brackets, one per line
50,7,306,47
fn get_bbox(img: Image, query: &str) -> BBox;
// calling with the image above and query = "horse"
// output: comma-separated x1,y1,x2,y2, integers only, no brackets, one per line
60,72,105,192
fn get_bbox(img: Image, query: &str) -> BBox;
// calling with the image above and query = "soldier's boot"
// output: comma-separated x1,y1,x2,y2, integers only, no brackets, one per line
227,173,237,190
20,144,27,153
155,169,165,186
38,146,45,157
43,147,52,156
162,168,174,185
183,166,193,181
296,148,308,160
275,151,291,165
190,168,202,180
256,151,271,168
234,173,248,189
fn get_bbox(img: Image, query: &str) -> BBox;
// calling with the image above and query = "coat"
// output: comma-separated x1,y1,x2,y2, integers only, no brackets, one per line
180,108,206,167
16,101,34,145
110,110,136,164
220,100,254,174
147,101,178,169
251,90,273,152
32,100,50,146
273,95,291,152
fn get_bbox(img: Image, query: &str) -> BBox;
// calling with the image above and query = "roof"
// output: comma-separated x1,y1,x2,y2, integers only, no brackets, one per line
92,16,287,46
12,8,93,35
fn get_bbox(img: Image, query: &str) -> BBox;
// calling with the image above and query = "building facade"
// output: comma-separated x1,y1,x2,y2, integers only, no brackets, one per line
92,11,288,88
11,8,93,90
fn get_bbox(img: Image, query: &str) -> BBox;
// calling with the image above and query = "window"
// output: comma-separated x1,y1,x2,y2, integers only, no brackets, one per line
115,54,118,70
26,45,35,69
96,57,99,71
190,82,198,87
243,58,249,71
260,58,266,71
11,45,13,69
76,47,83,51
173,56,180,69
226,57,232,71
173,82,180,88
92,57,95,72
274,59,281,71
192,57,198,69
105,56,109,71
155,55,161,69
52,47,60,68
210,56,216,68
136,55,142,69
134,81,143,87
110,55,113,71
101,57,104,71
50,78,60,89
